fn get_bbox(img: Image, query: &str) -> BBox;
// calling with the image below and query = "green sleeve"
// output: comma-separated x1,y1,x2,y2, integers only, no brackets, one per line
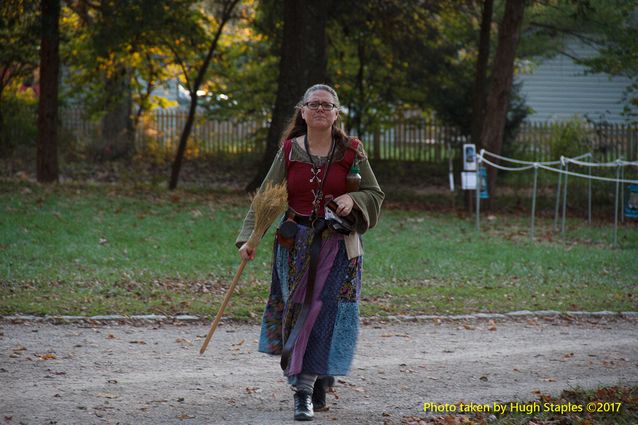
348,143,385,234
235,147,287,247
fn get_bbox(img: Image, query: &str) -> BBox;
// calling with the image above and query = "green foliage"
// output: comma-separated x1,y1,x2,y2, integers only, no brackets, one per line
328,1,475,138
61,0,195,116
548,117,592,159
0,0,40,95
0,1,40,155
0,92,37,155
202,4,278,120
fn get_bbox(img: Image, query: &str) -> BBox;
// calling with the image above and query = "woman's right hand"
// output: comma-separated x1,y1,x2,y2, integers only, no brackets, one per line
238,242,256,261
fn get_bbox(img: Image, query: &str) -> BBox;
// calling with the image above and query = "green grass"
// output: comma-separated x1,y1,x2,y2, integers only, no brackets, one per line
1,179,636,319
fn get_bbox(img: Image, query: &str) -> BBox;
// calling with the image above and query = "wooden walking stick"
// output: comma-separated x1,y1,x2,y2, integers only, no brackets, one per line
199,182,288,355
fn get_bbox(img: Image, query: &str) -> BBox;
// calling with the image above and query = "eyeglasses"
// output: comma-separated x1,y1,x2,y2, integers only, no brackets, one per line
304,101,338,111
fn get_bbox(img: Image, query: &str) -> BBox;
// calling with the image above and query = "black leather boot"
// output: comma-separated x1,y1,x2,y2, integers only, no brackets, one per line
312,376,335,412
294,390,314,421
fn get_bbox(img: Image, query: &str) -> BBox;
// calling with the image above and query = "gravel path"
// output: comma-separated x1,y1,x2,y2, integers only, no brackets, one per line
2,317,637,424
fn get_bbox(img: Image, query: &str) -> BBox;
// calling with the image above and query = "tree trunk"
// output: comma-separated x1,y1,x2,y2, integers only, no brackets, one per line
36,0,60,183
245,0,331,192
169,91,198,190
467,0,494,212
98,67,134,161
0,93,5,156
479,0,525,205
470,0,494,149
169,0,240,190
354,38,366,139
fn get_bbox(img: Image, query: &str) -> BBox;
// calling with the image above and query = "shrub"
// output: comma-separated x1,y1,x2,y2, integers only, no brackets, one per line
548,117,592,159
0,92,38,156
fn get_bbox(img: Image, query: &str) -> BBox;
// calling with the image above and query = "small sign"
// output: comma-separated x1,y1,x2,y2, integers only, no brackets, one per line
461,172,476,190
463,144,477,171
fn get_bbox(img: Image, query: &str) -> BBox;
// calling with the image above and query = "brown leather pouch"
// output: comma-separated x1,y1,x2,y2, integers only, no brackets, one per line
276,219,298,249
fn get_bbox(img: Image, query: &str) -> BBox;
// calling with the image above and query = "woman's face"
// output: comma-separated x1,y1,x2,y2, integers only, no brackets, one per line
301,90,339,130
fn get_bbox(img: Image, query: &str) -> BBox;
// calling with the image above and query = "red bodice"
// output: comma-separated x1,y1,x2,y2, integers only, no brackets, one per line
283,138,359,217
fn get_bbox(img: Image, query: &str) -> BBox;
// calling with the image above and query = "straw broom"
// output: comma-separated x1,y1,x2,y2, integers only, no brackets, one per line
199,182,288,355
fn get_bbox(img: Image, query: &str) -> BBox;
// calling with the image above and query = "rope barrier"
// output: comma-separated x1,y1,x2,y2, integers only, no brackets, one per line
478,155,536,171
535,163,638,184
480,150,592,166
475,149,636,247
563,157,638,168
480,149,562,166
477,150,638,184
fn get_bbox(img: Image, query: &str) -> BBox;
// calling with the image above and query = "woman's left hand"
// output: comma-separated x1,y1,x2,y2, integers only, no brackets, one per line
332,194,354,216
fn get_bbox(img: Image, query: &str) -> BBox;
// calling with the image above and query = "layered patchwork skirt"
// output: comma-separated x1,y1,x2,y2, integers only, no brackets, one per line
258,223,362,378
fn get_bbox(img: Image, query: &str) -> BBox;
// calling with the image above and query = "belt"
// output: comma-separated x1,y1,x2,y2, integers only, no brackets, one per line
291,214,313,227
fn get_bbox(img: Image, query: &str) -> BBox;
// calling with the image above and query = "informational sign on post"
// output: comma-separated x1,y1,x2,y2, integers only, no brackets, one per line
461,171,477,190
462,143,477,190
463,144,477,171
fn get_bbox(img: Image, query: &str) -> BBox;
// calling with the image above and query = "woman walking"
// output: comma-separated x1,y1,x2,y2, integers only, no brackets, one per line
236,84,384,421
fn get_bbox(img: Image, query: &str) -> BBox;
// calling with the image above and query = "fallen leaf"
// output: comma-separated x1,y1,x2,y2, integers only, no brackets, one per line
37,353,57,360
381,333,410,338
96,392,119,399
176,413,195,420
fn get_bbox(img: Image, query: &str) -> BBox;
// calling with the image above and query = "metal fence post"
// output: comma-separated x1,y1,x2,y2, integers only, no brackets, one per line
530,165,539,240
614,163,621,248
553,163,563,232
561,160,569,238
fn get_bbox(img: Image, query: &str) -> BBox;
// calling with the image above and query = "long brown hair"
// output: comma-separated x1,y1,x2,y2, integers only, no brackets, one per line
280,84,350,153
